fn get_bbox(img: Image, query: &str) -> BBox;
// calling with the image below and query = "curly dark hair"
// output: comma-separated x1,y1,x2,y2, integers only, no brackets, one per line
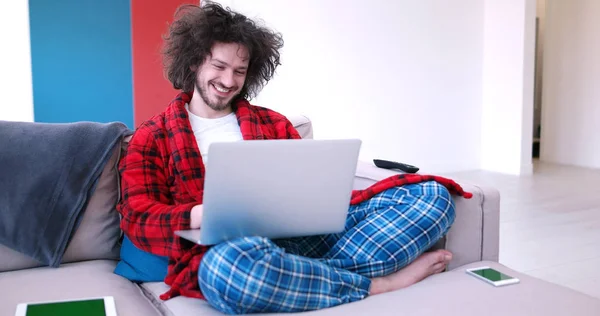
162,1,284,101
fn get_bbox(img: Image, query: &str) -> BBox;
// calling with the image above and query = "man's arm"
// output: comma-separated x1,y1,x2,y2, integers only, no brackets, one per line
279,117,302,140
117,126,196,257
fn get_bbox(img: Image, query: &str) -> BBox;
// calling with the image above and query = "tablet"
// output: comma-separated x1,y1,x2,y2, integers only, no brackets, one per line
466,266,520,287
15,296,117,316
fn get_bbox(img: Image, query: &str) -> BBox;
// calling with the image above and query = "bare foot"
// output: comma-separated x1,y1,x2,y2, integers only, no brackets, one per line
369,249,452,295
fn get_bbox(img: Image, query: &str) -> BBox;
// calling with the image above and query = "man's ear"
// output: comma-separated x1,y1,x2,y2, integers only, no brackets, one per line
190,65,198,72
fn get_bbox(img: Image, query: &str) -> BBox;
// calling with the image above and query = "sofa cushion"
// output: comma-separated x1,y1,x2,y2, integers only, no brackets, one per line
141,282,217,316
0,140,123,272
140,261,600,316
0,260,161,316
287,115,313,139
61,139,123,262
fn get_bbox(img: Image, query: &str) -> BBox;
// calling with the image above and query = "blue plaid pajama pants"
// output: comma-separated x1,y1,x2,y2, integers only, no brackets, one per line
198,181,456,314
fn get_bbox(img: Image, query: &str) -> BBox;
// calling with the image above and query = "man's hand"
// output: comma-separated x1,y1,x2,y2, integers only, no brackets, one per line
191,204,203,229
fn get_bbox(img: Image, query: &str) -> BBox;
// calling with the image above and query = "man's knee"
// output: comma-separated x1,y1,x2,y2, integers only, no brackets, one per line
199,236,273,284
198,237,275,314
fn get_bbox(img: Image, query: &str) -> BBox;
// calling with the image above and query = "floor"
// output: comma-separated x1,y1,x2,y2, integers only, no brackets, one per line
443,160,600,299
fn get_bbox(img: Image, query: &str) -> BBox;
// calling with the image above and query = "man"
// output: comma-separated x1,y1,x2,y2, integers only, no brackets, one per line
117,2,470,314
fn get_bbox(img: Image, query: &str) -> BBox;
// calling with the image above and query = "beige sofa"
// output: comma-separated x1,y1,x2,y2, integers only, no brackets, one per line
2,116,599,316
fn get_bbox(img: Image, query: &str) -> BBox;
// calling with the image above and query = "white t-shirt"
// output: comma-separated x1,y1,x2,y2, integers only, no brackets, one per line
186,104,243,163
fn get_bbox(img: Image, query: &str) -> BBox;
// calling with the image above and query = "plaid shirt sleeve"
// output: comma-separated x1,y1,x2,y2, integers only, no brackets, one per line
117,124,196,257
281,117,302,140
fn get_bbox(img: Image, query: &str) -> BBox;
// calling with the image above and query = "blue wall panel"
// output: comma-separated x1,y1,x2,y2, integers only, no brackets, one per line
29,0,133,128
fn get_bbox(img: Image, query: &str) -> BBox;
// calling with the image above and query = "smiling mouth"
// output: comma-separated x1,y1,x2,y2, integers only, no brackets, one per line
212,83,232,95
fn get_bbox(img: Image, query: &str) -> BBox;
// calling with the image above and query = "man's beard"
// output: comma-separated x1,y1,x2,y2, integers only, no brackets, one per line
196,80,236,112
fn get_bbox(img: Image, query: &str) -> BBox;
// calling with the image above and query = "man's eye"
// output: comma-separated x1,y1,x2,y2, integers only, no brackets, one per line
213,65,225,70
235,71,246,75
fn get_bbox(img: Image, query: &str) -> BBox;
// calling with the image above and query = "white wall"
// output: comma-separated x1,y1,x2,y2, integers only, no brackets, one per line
480,0,536,175
0,1,34,122
541,0,600,168
226,0,485,174
2,0,537,175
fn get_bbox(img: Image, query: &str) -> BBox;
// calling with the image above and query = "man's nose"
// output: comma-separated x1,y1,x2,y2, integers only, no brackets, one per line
220,70,235,87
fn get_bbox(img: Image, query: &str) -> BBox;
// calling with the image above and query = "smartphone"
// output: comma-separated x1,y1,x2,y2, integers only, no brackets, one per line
15,296,117,316
466,266,520,287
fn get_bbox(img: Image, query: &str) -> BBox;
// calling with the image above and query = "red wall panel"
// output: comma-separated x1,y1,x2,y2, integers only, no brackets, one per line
131,0,198,127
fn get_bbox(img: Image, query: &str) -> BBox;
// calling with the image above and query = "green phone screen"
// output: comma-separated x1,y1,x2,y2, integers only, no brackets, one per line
472,268,514,282
26,299,106,316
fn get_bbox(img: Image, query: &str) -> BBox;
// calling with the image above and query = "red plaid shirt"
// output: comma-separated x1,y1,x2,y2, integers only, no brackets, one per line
117,92,472,301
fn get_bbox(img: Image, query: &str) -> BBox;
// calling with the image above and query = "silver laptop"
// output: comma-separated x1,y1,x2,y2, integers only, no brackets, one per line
174,139,361,245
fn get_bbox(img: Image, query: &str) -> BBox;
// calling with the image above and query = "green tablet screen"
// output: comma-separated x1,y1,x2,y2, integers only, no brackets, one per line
26,299,106,316
472,268,515,282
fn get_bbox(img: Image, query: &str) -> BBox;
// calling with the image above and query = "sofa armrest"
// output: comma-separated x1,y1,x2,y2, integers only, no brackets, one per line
353,161,500,270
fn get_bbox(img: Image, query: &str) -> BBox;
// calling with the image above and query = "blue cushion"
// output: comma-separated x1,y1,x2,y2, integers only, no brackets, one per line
114,235,169,282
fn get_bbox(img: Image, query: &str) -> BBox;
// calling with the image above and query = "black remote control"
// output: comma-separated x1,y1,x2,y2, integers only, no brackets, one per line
373,159,420,173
